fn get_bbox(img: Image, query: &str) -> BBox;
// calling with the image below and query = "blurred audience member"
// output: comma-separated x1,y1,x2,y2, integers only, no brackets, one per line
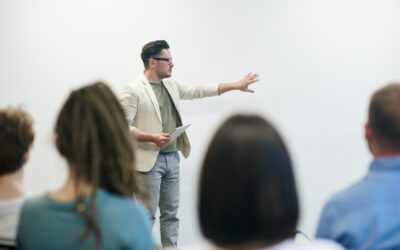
317,83,400,250
17,82,156,250
179,114,343,250
0,107,34,247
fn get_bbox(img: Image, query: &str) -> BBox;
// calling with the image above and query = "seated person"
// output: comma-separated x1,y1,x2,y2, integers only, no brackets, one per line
0,107,34,247
316,83,400,250
182,114,343,250
16,82,156,250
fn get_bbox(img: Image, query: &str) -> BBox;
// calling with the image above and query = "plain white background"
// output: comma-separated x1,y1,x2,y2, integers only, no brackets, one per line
1,0,400,246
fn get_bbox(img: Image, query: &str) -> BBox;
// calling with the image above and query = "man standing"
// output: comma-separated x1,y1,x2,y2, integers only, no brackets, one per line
119,40,258,248
316,83,400,249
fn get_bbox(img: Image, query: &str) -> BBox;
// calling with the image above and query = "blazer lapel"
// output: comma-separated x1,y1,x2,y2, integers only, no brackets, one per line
163,80,183,126
141,75,162,123
163,81,180,113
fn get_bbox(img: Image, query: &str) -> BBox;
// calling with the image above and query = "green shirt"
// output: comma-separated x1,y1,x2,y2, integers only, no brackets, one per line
151,82,179,152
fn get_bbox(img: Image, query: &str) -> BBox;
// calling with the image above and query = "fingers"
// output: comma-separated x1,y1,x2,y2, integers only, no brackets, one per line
152,133,171,146
159,138,170,144
247,72,259,82
160,137,170,142
247,72,258,77
241,87,254,93
241,73,259,93
244,73,259,85
159,134,170,146
245,88,255,93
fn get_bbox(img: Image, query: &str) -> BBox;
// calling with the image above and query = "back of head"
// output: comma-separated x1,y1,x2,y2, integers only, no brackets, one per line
141,40,170,69
55,82,143,199
369,83,400,151
0,107,34,176
199,114,299,247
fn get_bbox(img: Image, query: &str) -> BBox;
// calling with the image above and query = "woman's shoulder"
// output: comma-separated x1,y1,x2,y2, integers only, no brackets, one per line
21,194,51,210
18,194,60,224
96,189,148,215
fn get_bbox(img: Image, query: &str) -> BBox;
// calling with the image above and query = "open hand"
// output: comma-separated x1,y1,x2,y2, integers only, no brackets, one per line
237,73,259,93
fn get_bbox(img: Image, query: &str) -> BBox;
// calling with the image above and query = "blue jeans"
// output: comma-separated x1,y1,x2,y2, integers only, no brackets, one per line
139,152,180,247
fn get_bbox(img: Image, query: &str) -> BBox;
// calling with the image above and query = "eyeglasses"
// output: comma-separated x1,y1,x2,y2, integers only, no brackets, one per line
152,57,173,64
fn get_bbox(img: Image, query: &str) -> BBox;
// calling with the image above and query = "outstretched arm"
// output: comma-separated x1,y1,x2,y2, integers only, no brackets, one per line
218,73,259,95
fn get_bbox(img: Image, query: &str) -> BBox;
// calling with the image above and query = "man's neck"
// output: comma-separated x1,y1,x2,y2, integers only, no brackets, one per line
0,169,24,200
144,70,162,84
373,152,400,159
372,146,400,159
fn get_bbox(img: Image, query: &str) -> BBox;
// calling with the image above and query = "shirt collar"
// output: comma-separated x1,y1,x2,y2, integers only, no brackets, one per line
370,155,400,172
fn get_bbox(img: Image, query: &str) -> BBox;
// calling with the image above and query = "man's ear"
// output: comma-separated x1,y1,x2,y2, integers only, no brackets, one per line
365,122,377,156
148,58,156,68
21,141,35,166
21,151,30,166
365,122,373,142
55,135,60,151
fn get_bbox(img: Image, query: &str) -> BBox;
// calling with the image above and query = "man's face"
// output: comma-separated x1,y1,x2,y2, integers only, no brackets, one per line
153,49,174,79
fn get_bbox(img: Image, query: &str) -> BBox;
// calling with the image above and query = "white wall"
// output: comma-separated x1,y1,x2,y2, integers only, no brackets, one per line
1,0,400,246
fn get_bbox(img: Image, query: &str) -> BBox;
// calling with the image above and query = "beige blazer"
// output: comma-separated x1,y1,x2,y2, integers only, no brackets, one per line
119,74,219,172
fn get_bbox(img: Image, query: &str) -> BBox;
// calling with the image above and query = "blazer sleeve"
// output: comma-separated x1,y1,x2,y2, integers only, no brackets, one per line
119,86,138,129
174,80,219,100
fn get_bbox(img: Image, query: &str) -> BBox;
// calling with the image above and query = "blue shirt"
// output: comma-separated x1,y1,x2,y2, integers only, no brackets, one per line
316,156,400,250
17,188,155,250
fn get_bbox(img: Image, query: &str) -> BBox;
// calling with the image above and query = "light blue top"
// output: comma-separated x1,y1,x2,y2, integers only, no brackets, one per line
316,156,400,250
16,188,155,250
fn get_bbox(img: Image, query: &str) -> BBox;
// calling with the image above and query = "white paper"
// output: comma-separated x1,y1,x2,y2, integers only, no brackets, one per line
161,124,191,149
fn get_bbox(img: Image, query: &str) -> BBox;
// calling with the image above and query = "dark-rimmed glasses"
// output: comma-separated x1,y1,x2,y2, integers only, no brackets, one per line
152,57,173,64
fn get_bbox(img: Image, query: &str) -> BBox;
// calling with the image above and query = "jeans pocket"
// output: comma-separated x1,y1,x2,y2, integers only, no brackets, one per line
175,152,180,162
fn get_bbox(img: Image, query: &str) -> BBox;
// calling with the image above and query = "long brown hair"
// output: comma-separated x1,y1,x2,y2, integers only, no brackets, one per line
55,82,147,249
